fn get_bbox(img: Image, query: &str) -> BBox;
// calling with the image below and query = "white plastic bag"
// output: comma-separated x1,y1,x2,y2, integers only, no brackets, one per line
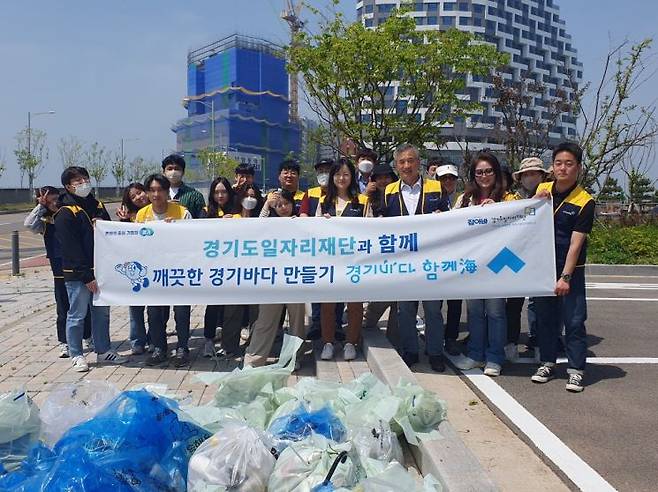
349,421,403,465
392,381,447,445
269,435,357,492
353,461,443,491
0,389,41,473
40,380,119,447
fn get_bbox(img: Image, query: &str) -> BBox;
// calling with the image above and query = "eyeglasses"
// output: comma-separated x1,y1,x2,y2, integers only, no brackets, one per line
474,168,494,177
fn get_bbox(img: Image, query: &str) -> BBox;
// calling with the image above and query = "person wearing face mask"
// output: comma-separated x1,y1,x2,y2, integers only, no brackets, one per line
238,184,265,218
54,167,128,372
355,148,378,194
161,154,205,219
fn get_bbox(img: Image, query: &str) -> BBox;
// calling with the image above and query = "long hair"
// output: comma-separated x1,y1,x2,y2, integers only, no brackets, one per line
207,177,238,217
322,158,360,215
236,183,265,217
121,183,147,214
460,151,505,207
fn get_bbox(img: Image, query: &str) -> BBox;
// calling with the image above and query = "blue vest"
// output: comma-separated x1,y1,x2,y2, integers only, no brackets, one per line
383,178,447,216
320,194,369,217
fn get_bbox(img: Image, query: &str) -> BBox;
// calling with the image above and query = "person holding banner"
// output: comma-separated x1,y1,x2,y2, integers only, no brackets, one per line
161,154,205,219
317,158,371,361
260,160,306,217
136,174,192,368
383,144,449,372
201,177,249,359
454,152,512,377
532,142,594,393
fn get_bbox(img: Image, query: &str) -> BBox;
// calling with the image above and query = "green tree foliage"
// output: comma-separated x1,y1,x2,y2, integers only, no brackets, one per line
197,147,240,181
14,128,48,194
597,177,625,202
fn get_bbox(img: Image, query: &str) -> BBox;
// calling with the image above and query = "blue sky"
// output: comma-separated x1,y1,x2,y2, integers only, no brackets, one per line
0,0,656,188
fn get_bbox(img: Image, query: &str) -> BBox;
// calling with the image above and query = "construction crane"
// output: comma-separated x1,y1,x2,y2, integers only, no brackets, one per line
281,0,304,122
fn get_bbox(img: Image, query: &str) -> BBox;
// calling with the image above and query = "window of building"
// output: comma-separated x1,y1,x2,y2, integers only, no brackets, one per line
443,2,456,11
459,17,469,26
441,16,455,26
427,16,438,25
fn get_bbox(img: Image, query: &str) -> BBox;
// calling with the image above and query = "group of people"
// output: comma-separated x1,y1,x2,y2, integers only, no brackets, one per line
25,140,594,392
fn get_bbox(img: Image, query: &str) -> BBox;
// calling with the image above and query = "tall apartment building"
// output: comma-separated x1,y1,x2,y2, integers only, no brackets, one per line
356,0,583,161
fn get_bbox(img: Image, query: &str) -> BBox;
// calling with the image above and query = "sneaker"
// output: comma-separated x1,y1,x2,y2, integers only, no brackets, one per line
131,345,145,355
173,347,190,368
58,343,69,358
504,343,519,362
416,316,425,332
71,355,89,372
455,356,485,371
401,352,419,367
83,338,94,351
484,362,501,377
531,364,556,384
343,343,357,361
96,351,128,365
203,339,216,358
240,327,251,341
429,355,446,373
526,335,537,349
321,343,334,360
566,373,584,393
444,339,461,356
146,348,168,366
145,343,155,353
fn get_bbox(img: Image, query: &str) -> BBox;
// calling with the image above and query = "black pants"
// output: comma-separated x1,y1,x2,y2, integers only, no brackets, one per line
54,276,90,344
444,299,462,341
147,305,190,352
203,305,225,339
506,297,525,344
204,305,247,355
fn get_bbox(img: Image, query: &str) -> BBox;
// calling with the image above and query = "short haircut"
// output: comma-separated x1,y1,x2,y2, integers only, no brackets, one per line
61,166,90,187
161,154,186,171
356,148,378,163
393,144,420,162
144,173,171,191
235,164,255,176
278,189,295,204
40,185,60,196
552,142,583,165
279,159,300,174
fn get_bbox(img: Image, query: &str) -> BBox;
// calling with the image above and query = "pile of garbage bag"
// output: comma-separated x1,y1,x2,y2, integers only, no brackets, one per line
0,336,448,491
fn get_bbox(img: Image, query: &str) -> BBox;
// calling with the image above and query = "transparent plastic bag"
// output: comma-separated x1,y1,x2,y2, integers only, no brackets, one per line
187,421,275,492
40,380,120,446
268,405,346,454
0,389,41,474
348,420,403,465
269,435,357,492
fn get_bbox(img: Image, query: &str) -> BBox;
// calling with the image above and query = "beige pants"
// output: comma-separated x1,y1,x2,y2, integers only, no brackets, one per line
244,303,306,367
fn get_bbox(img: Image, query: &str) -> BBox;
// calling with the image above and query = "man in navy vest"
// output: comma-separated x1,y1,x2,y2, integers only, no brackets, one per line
383,144,449,372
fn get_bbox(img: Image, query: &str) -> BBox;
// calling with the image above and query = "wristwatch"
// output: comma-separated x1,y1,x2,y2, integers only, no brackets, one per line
560,273,572,283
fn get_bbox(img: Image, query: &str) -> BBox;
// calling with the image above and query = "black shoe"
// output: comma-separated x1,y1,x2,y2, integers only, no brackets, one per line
173,347,190,368
429,355,446,372
526,335,537,349
146,348,168,366
401,352,419,367
444,339,461,356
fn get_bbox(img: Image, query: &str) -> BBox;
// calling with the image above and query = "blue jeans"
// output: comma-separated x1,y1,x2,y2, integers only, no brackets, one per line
466,298,506,366
65,281,111,357
535,268,588,374
398,300,444,356
129,305,147,349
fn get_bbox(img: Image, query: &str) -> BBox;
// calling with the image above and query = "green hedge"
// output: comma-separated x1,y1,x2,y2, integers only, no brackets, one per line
589,224,658,265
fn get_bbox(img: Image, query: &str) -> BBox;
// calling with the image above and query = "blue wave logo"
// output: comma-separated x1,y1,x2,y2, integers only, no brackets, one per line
139,227,154,237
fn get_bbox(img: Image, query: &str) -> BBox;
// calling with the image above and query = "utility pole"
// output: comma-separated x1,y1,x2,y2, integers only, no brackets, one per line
282,0,304,122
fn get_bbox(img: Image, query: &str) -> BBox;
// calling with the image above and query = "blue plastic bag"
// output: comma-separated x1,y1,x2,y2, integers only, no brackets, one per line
268,405,346,454
0,390,211,492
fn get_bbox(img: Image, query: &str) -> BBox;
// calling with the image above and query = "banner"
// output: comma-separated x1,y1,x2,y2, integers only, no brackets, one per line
94,198,556,306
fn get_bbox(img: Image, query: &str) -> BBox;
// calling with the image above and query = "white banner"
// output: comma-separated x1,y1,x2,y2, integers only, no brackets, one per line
94,198,556,306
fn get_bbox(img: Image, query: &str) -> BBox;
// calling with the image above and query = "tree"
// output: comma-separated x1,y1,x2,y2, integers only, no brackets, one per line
288,3,507,160
126,156,159,183
573,39,658,194
197,147,240,180
14,127,48,194
597,177,625,202
58,136,84,169
85,142,108,193
110,151,127,194
626,168,656,209
0,149,6,180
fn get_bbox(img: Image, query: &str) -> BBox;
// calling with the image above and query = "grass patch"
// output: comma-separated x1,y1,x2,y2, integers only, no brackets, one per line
589,224,658,265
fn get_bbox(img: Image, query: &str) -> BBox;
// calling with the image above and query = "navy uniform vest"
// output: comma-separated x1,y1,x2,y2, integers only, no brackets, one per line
382,178,447,216
320,194,369,217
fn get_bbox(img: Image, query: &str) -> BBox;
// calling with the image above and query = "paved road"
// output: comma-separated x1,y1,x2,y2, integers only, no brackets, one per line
0,203,120,269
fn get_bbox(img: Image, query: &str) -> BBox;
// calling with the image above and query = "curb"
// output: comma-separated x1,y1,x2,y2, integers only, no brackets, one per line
586,264,658,276
362,329,499,492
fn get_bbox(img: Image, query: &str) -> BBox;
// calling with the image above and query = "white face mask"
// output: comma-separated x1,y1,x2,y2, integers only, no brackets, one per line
241,197,258,210
316,172,330,187
73,181,92,198
165,169,183,184
358,160,374,174
521,175,542,192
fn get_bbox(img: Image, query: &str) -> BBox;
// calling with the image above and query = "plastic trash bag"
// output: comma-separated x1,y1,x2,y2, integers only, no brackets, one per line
187,421,275,492
349,421,403,465
0,389,40,475
268,405,346,453
353,461,443,491
269,435,357,492
40,380,120,446
0,390,211,492
392,381,447,445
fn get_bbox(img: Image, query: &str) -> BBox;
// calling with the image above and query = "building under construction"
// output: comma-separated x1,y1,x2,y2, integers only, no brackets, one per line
172,34,301,188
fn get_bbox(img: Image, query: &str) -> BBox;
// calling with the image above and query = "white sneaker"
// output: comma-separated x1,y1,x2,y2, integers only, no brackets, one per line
321,343,334,360
96,351,128,365
58,343,69,358
416,316,425,332
504,343,519,362
71,355,89,372
343,343,357,361
484,362,501,377
455,356,485,371
203,339,216,358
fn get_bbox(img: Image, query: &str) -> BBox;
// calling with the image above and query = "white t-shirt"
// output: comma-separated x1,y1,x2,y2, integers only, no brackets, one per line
169,187,179,200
